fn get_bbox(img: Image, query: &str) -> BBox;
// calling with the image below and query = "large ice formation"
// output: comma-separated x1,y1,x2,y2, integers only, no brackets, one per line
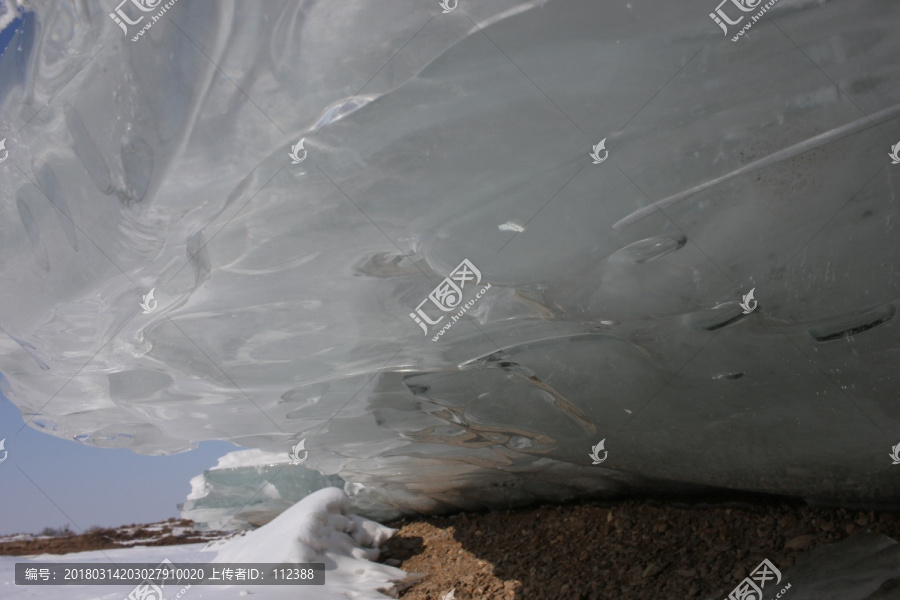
2,0,900,520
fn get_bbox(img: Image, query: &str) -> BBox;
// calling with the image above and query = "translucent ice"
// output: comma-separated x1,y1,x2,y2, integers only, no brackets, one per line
2,0,900,519
179,449,345,530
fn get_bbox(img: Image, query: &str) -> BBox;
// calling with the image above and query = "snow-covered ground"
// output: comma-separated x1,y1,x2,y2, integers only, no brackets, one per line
0,489,409,600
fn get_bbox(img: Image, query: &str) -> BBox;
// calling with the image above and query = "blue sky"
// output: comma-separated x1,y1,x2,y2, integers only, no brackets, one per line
0,14,241,536
0,11,20,58
0,390,240,536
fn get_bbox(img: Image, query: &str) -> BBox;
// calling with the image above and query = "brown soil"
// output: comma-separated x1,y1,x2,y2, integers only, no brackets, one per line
5,499,898,599
0,518,222,556
380,499,900,600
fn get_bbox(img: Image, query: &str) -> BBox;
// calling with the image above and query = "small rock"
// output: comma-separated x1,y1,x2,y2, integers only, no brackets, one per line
384,558,402,567
642,563,662,578
629,565,643,581
785,534,817,551
714,543,732,552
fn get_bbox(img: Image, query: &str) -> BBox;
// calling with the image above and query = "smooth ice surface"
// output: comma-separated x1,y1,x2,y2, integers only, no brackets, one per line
0,489,410,600
2,0,900,518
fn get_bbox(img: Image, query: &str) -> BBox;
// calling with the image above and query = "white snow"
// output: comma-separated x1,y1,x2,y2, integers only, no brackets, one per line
185,474,210,502
0,489,409,600
208,450,292,471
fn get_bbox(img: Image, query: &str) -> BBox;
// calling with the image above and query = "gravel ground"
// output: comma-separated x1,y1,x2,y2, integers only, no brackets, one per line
379,498,900,600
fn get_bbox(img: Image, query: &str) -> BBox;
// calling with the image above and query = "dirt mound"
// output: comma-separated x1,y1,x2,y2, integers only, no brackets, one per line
380,498,900,600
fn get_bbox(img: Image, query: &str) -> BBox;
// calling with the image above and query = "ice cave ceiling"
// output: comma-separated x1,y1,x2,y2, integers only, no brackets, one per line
1,0,900,518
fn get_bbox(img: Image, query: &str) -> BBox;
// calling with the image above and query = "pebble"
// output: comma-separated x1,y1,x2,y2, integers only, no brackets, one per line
785,534,817,551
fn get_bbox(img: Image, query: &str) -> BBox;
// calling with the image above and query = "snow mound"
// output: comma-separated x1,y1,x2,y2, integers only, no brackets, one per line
212,488,409,599
0,489,410,600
